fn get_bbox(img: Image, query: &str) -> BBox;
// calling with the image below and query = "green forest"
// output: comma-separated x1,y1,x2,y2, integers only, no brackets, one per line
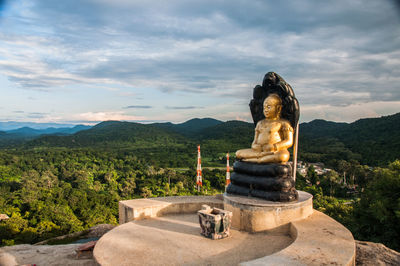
1,113,400,251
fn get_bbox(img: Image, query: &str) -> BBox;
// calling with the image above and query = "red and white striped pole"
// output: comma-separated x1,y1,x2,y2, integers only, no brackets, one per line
226,153,230,187
196,145,202,192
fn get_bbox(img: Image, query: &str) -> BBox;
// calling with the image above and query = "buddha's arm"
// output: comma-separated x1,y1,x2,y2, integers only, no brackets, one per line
251,124,261,151
274,125,293,151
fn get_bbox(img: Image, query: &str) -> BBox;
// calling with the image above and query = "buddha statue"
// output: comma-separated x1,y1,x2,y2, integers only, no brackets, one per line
236,94,293,164
226,72,299,202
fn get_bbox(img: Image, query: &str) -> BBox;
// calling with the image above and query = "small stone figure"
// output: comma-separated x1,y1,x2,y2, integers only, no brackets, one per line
226,72,299,202
198,205,232,240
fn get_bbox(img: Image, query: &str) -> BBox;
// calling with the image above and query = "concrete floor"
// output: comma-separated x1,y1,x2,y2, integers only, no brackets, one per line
94,213,293,266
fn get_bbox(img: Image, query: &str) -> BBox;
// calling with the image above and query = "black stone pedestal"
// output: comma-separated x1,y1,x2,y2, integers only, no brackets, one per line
226,161,298,202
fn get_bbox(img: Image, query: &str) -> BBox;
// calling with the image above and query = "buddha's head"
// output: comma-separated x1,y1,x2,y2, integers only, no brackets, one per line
263,94,282,119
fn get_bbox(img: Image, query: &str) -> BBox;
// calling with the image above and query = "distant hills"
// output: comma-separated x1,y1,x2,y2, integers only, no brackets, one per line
26,121,186,149
299,113,400,166
0,121,79,131
1,113,399,166
6,125,91,136
0,125,91,148
152,118,223,137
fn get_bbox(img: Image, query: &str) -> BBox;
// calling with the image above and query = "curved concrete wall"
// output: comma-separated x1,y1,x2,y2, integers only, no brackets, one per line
119,195,223,224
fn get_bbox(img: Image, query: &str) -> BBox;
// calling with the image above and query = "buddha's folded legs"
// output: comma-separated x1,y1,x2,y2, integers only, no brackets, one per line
235,148,260,159
242,150,290,164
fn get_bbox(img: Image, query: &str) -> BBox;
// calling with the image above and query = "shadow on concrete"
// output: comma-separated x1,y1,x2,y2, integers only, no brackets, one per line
134,214,200,237
95,213,294,265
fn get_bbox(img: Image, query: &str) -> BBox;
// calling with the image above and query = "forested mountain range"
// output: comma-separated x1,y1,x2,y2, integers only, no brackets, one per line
6,125,91,136
1,114,400,250
299,112,400,166
0,125,91,148
0,112,399,166
0,121,79,131
152,118,223,137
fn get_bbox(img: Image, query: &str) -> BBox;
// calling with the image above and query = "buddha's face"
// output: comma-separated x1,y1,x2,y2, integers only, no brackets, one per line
263,95,281,119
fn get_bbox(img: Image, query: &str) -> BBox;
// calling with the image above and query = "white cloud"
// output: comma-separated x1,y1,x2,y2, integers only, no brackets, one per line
74,111,146,122
301,101,400,122
0,0,399,123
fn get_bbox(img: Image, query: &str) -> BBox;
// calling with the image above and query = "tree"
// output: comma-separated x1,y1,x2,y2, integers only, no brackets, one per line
325,170,340,196
353,160,400,251
337,160,351,185
307,165,319,185
140,187,153,198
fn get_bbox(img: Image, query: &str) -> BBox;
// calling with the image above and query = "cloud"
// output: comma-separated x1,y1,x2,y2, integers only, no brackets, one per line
0,0,399,123
74,111,146,122
165,106,204,110
27,112,48,119
123,105,152,109
301,101,400,122
63,119,165,125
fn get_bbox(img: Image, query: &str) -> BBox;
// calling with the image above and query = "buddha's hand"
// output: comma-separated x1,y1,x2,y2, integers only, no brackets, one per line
262,144,276,153
260,151,273,157
251,143,262,152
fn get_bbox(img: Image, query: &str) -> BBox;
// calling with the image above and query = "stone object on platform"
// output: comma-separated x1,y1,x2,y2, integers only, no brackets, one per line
227,72,300,202
198,205,232,240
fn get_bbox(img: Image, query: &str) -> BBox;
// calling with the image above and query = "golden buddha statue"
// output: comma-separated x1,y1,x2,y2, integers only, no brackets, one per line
227,72,299,202
236,94,293,164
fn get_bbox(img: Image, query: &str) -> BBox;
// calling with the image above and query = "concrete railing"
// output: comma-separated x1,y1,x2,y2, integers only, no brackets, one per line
119,195,223,224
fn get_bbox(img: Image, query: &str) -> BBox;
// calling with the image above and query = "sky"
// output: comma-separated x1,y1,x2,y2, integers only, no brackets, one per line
0,0,399,125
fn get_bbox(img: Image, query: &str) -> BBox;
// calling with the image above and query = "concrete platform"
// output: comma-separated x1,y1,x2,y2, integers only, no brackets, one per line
94,214,293,266
224,191,313,232
96,195,355,265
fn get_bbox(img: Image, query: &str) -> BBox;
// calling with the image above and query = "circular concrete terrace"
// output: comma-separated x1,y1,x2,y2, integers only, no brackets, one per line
94,195,355,265
94,213,293,266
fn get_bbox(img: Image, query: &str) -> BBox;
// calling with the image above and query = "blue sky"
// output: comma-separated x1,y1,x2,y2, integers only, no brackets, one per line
0,0,399,125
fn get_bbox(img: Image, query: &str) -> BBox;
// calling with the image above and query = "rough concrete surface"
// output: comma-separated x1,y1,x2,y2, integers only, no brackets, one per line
243,211,356,266
356,240,400,265
0,224,116,266
94,213,293,266
34,224,116,246
0,244,96,266
2,227,399,265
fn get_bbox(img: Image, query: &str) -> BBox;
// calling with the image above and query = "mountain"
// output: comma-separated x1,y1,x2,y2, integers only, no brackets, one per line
2,113,400,166
5,125,92,136
299,120,348,138
25,118,237,152
58,125,92,135
337,113,400,165
0,121,78,131
299,113,400,165
0,125,92,148
6,127,44,136
26,121,187,149
152,118,223,137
